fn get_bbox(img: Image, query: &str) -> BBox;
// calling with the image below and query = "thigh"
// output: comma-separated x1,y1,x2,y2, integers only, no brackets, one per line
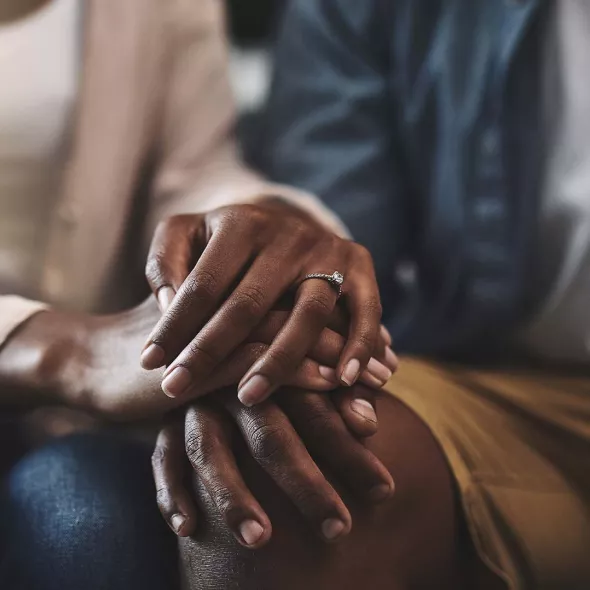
180,393,475,590
391,358,590,590
0,433,178,590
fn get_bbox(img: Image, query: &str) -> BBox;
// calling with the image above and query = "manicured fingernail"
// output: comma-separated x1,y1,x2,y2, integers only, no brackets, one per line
162,366,192,397
384,347,399,371
367,358,392,385
350,398,377,424
171,514,187,535
140,342,165,370
238,375,271,407
380,325,392,346
239,520,264,546
321,518,346,541
341,358,361,386
369,483,394,503
157,286,176,313
318,366,338,382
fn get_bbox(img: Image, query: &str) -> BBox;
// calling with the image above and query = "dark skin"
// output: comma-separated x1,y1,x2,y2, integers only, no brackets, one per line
0,199,397,553
141,202,396,405
0,297,390,421
0,200,397,416
153,386,393,545
0,296,397,550
173,391,506,590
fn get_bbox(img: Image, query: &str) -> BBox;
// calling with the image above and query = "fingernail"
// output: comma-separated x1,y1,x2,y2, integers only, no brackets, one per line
238,375,271,407
140,342,165,370
171,514,187,535
367,358,392,385
162,366,192,397
321,518,347,541
350,398,377,424
369,483,394,503
318,365,338,382
341,358,361,386
239,519,264,546
384,347,399,371
380,325,392,346
157,286,176,313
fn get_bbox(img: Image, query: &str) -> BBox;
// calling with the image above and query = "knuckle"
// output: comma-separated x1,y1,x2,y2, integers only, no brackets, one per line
185,429,217,470
249,422,290,463
217,207,241,230
300,291,334,318
155,486,172,510
210,487,239,519
222,204,267,233
356,330,378,353
287,217,314,242
156,488,174,518
145,252,169,285
353,242,374,264
232,284,268,318
364,297,383,321
184,269,219,302
185,340,221,369
293,474,333,510
319,231,340,250
151,445,169,469
304,410,337,437
264,346,295,374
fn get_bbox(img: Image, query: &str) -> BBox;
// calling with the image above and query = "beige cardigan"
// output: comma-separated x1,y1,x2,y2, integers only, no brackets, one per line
0,0,345,348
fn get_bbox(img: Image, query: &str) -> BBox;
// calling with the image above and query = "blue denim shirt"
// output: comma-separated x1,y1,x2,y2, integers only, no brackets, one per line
265,0,548,356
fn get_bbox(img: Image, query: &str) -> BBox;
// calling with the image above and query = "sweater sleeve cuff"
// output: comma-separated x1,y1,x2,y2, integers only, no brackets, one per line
0,296,49,349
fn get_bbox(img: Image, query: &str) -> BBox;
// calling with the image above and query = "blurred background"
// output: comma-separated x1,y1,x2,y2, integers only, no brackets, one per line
226,0,286,167
0,0,288,467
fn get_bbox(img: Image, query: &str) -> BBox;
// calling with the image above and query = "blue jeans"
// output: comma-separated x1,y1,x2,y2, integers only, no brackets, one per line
0,433,179,590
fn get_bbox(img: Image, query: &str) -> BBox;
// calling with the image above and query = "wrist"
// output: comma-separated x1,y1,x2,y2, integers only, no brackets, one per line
0,310,92,409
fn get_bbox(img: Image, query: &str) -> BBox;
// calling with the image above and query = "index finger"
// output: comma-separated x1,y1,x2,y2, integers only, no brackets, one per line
140,221,256,371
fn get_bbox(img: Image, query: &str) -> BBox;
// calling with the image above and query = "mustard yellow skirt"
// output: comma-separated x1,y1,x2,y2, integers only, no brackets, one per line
384,357,590,590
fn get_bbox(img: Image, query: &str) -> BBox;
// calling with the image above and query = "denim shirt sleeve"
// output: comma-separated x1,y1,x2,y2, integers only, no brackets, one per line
263,0,410,295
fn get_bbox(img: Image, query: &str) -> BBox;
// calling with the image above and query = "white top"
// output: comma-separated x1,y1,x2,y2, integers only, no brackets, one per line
0,0,78,296
521,0,590,362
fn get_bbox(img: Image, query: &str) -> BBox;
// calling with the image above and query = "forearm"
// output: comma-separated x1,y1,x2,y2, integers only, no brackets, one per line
0,310,88,409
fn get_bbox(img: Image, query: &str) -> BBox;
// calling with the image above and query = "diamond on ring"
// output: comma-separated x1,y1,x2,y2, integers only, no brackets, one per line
301,271,345,298
331,271,344,286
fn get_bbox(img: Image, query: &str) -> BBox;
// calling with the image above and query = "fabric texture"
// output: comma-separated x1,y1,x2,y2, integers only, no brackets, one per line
0,296,47,347
0,0,79,297
0,0,346,350
385,358,590,590
264,0,547,356
0,433,177,590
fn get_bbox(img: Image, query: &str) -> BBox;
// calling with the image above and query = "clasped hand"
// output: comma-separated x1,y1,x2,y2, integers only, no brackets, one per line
139,200,398,547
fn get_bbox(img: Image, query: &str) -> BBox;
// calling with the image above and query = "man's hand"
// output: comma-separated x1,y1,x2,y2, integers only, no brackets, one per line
140,202,396,405
152,385,394,547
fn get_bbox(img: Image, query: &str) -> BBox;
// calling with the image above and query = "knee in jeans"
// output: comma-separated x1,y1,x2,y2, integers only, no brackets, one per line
5,433,176,582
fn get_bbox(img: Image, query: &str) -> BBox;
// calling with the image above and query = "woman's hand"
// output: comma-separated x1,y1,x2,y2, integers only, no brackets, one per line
85,302,393,420
140,200,396,406
152,385,394,547
0,297,393,420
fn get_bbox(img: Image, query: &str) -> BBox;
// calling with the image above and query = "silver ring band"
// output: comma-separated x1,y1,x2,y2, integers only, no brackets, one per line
301,271,344,298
